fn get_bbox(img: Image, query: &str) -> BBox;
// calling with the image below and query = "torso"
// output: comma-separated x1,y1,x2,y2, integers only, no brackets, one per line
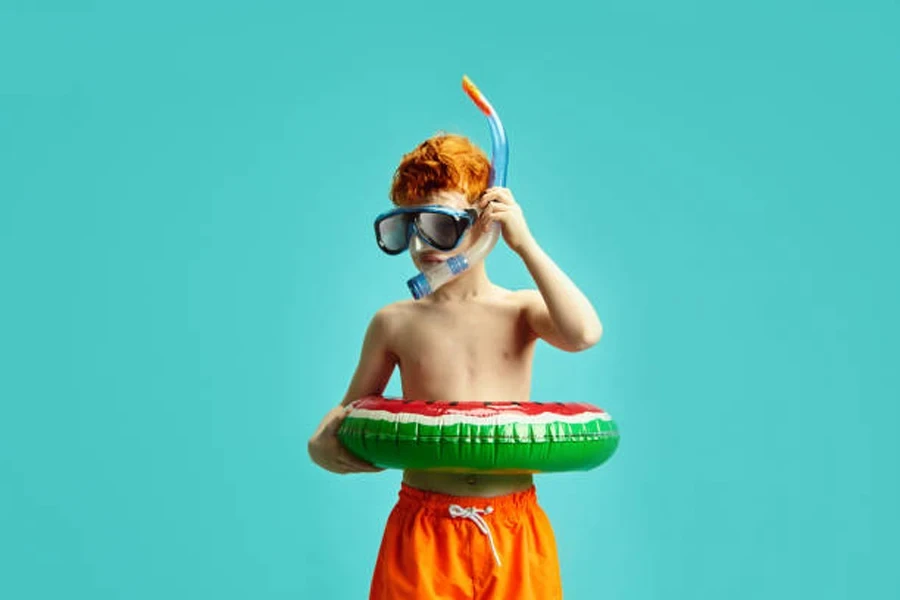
383,286,538,497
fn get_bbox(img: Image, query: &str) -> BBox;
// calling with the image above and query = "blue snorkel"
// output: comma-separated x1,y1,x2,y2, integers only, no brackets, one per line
406,76,509,300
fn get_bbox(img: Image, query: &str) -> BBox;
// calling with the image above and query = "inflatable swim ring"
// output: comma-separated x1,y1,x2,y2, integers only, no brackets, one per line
338,396,620,473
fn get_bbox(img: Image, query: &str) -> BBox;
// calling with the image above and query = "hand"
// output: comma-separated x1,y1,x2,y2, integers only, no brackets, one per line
475,187,535,255
308,405,385,474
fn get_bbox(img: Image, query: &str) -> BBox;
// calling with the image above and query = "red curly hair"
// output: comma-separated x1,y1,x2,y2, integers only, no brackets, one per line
390,133,491,206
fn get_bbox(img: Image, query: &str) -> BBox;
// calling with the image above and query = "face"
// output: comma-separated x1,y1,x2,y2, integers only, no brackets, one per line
407,190,483,270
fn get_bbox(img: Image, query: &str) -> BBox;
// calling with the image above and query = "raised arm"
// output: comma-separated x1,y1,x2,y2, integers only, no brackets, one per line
308,308,398,473
519,244,603,352
477,188,603,352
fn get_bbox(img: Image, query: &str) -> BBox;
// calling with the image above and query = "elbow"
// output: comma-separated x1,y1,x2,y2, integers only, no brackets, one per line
570,321,603,352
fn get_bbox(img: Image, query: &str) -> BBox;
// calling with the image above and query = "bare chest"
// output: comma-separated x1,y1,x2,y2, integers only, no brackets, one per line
392,302,535,401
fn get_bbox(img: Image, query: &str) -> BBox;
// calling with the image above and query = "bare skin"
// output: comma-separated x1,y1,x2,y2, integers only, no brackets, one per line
308,188,602,498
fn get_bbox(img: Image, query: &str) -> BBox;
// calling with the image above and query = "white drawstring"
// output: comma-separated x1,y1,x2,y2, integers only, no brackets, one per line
449,504,502,567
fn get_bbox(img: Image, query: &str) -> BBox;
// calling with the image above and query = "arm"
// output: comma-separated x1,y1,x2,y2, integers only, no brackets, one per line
338,308,398,407
518,242,603,352
477,188,603,352
308,308,398,473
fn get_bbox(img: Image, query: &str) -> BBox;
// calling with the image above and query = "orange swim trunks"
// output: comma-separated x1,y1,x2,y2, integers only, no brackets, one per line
369,483,563,600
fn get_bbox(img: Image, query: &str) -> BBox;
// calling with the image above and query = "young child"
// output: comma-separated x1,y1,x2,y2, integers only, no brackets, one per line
308,133,602,599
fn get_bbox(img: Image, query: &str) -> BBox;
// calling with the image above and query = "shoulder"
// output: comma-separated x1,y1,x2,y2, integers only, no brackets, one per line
369,300,417,333
374,299,418,319
480,287,545,321
358,302,413,357
504,289,548,335
505,288,544,312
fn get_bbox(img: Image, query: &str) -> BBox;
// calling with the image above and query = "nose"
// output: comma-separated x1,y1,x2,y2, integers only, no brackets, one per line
409,231,427,253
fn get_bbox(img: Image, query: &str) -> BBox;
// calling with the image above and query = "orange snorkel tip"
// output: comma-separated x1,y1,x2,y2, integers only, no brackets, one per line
462,75,494,117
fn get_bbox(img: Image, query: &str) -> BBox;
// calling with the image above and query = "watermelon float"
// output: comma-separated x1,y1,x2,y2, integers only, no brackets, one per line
337,396,620,474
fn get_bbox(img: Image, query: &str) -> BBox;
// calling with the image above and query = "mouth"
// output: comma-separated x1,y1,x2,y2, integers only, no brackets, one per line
417,253,447,264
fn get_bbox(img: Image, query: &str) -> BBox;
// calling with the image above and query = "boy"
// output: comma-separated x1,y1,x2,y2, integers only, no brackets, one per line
308,133,602,599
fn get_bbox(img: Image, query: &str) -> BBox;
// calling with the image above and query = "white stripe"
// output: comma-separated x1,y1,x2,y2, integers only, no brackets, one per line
348,407,612,427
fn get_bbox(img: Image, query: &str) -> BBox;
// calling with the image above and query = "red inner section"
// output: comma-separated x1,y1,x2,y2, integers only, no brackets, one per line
351,395,606,418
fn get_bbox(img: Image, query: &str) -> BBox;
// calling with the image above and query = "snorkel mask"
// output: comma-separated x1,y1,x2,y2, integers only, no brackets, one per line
374,76,509,299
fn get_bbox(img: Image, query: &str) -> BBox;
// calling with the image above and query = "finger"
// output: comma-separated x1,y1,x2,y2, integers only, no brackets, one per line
476,202,494,223
338,451,378,468
349,463,385,473
479,204,499,229
338,454,383,472
337,445,383,469
480,203,493,223
324,460,350,474
484,210,515,231
477,189,504,208
492,190,515,206
483,204,509,219
481,188,513,207
351,458,384,472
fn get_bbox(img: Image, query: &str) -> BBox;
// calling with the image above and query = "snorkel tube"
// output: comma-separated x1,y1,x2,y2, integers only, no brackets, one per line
406,76,509,299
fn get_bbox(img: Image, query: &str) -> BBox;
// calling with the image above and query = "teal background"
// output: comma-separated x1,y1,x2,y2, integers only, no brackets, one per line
2,1,898,598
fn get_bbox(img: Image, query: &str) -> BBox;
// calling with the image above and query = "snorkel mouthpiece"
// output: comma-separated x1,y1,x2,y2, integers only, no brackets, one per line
405,75,508,299
407,255,471,299
408,273,431,300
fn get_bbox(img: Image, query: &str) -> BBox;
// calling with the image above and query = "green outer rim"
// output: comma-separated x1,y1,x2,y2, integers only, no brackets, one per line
337,415,620,473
